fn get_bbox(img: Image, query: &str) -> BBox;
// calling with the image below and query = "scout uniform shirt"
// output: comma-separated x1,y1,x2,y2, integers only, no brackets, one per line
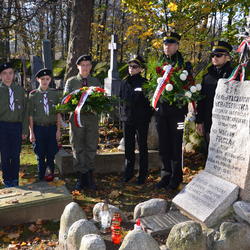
0,81,28,134
64,74,101,95
28,87,61,125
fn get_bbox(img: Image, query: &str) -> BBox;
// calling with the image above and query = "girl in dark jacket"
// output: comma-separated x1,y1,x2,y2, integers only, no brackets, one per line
119,55,152,184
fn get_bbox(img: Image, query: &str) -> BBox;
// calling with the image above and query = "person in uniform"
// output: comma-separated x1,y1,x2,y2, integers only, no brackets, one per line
0,63,28,187
28,68,61,181
155,32,191,190
64,55,101,191
119,55,152,185
196,41,233,146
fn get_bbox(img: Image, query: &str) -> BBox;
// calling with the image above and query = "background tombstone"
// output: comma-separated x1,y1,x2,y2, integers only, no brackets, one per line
104,34,121,97
42,40,53,70
30,55,43,89
42,39,55,88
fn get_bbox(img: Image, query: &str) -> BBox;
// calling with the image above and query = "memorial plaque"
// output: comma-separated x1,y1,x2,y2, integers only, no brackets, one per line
205,79,250,200
0,182,72,226
172,171,239,227
140,211,189,236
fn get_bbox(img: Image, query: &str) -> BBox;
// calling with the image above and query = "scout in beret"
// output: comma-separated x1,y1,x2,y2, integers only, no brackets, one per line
196,41,233,148
28,68,61,182
0,63,28,187
63,54,101,191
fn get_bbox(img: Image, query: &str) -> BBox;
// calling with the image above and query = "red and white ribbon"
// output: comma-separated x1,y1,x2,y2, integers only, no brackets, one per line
74,87,94,127
237,39,250,53
61,89,81,104
225,62,247,83
152,65,174,109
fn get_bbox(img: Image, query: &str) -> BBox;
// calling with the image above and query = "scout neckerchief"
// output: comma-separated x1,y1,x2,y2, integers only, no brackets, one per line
43,91,49,115
8,87,15,111
82,77,88,87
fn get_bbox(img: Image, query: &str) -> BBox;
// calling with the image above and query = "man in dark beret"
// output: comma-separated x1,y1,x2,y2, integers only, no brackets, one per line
0,63,28,187
63,55,101,191
196,41,233,146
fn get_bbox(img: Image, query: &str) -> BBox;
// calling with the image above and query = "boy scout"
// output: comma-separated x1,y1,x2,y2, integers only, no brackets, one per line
28,68,61,181
0,63,28,187
64,55,101,191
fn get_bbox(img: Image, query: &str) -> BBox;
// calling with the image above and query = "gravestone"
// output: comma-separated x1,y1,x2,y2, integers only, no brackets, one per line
42,40,53,70
104,34,121,96
0,182,72,226
173,171,238,227
205,79,250,200
173,78,250,226
140,211,189,236
30,55,43,89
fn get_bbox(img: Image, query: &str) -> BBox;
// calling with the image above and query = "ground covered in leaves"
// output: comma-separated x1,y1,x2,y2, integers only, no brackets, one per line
0,127,206,249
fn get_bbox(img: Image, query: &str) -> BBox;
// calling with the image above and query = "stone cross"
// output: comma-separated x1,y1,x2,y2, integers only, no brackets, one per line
104,34,121,96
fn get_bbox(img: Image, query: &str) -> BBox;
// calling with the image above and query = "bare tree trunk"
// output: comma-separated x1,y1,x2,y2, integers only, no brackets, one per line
119,11,126,63
64,0,94,80
50,2,57,60
65,0,72,55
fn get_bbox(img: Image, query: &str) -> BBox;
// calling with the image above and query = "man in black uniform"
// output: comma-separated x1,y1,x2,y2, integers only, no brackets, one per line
155,32,190,190
196,41,233,145
120,55,152,184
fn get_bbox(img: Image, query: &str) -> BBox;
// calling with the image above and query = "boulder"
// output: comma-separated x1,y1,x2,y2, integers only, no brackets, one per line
93,202,128,222
79,234,106,250
134,198,168,220
58,202,87,247
213,222,250,250
66,219,99,250
119,229,160,250
166,221,206,250
233,201,250,224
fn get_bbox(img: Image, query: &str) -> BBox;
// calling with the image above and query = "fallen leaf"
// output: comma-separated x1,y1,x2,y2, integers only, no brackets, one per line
48,180,65,187
7,232,20,240
28,224,37,232
21,242,27,246
108,190,121,199
36,219,43,225
72,190,81,196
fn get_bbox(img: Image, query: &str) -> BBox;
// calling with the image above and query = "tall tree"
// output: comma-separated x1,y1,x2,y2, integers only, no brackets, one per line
64,0,94,80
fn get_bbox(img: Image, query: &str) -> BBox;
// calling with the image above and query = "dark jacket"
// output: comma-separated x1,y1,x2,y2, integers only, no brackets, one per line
119,74,152,124
155,51,189,117
196,61,233,132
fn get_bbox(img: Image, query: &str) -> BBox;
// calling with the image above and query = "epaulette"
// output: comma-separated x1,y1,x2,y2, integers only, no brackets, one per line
29,89,38,96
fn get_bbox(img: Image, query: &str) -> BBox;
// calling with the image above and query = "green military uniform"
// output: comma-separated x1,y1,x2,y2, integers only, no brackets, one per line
64,73,101,175
28,86,61,180
28,87,60,125
0,81,28,187
0,82,28,133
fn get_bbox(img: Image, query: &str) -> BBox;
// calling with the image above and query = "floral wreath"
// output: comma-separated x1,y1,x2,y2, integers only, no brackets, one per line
56,87,116,127
144,57,203,108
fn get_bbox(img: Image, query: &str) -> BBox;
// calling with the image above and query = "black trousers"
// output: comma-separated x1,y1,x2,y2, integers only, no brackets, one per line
155,114,184,183
0,121,22,187
123,121,149,179
33,125,58,180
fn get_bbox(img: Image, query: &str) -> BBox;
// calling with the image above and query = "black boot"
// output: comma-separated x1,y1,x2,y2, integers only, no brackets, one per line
87,170,97,190
155,174,171,189
74,172,89,191
166,161,183,190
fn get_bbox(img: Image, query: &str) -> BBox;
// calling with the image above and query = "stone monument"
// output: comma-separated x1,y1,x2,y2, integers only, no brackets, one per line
173,76,250,226
30,55,43,88
104,34,121,96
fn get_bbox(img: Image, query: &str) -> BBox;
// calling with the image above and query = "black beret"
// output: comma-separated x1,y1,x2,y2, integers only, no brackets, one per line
163,32,181,44
0,62,13,73
35,68,52,78
211,41,232,53
76,54,92,65
128,55,145,68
